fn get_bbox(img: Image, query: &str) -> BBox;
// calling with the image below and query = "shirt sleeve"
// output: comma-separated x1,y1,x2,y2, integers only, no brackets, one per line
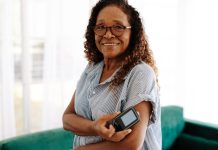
121,64,160,126
75,63,93,90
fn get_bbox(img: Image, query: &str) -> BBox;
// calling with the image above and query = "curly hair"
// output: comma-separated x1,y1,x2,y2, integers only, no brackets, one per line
84,0,158,87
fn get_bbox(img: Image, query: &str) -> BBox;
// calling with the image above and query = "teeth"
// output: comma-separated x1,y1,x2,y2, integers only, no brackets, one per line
103,43,118,46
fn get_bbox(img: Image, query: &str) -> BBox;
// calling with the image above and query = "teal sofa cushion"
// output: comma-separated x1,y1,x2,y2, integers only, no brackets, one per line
184,120,218,141
1,128,73,150
172,133,218,150
0,142,3,150
161,106,185,150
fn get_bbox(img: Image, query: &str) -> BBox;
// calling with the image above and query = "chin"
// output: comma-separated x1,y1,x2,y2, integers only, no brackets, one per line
103,55,115,59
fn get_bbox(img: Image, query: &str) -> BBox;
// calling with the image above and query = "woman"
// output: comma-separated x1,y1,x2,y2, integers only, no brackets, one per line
62,0,161,149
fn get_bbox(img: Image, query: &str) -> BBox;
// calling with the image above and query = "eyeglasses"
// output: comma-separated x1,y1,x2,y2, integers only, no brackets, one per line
93,25,131,37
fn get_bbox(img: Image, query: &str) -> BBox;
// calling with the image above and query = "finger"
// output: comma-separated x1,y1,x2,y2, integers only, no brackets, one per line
100,124,115,139
108,125,116,137
137,111,140,116
112,129,132,142
118,129,132,137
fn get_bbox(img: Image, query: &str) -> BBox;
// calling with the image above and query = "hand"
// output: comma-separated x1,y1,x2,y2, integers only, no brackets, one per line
93,112,132,142
107,128,132,142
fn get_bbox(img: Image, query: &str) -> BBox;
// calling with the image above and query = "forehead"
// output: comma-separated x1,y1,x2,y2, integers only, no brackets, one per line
96,5,129,24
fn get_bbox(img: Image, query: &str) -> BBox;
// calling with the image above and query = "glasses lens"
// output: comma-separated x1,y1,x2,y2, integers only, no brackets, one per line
94,25,106,36
111,25,125,36
94,25,127,36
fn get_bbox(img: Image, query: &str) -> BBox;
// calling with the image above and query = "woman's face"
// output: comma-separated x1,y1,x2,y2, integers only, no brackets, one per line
95,6,131,60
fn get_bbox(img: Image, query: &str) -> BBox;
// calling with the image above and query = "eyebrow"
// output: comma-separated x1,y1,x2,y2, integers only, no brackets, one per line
96,19,126,25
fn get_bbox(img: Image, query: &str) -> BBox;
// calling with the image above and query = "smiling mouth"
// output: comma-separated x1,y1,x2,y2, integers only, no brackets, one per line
102,43,119,46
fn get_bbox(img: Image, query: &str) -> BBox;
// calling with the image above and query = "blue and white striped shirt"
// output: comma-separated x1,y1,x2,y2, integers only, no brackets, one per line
74,61,161,150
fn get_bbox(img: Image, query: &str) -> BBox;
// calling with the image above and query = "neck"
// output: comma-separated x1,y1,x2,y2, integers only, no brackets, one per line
103,58,122,71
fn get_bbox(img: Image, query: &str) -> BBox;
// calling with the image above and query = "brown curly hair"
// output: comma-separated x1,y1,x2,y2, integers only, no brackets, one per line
84,0,158,87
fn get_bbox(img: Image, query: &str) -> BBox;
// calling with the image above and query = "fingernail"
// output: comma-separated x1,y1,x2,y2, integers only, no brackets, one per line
109,125,114,129
127,129,132,133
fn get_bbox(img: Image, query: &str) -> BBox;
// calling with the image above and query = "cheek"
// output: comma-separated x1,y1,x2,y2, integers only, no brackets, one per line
124,31,131,41
122,35,131,49
95,35,101,50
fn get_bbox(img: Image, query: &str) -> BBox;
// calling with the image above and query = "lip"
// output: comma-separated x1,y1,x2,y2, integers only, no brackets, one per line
101,43,120,46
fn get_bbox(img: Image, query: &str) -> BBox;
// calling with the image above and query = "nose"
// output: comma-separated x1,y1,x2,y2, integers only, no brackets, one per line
103,27,115,38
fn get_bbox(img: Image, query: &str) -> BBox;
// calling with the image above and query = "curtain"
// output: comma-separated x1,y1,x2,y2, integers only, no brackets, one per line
0,0,16,139
42,0,89,129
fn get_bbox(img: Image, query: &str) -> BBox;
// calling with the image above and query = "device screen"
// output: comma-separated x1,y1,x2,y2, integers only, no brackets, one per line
121,110,137,126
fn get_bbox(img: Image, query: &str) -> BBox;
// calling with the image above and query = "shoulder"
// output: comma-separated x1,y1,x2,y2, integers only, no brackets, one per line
84,61,103,75
76,61,103,89
127,62,156,80
77,61,103,83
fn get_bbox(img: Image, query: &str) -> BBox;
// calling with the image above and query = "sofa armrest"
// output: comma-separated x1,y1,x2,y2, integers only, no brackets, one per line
161,106,185,150
184,120,218,141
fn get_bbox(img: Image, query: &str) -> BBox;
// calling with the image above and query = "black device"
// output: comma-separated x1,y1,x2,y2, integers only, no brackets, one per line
106,107,140,132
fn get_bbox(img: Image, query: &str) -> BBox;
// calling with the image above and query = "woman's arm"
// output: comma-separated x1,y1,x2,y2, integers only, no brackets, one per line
63,91,132,139
62,91,97,136
74,101,152,150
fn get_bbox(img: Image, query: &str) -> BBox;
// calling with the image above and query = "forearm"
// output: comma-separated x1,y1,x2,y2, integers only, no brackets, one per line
63,113,97,136
75,127,144,150
74,139,139,150
74,102,151,150
74,141,119,150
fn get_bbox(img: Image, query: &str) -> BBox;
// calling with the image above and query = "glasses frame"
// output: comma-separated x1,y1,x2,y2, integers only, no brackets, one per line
93,25,131,37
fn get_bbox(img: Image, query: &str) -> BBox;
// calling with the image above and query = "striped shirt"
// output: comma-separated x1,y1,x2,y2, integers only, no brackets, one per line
74,61,162,150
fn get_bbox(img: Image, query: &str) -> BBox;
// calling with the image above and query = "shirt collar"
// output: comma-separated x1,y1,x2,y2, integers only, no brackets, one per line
95,61,121,85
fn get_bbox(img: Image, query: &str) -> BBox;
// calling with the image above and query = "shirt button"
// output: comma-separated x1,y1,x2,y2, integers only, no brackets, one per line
93,91,96,94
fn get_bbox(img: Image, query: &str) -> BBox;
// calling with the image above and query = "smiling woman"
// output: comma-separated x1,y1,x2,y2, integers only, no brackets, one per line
62,0,161,150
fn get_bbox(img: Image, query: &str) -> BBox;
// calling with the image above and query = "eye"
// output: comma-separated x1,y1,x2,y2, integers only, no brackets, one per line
112,25,125,31
94,25,105,30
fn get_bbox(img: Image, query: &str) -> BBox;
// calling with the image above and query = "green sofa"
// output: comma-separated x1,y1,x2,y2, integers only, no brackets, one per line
0,106,218,150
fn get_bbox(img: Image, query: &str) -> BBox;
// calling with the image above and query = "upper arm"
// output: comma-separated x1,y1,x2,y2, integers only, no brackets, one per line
118,65,158,149
63,91,76,115
119,101,152,150
63,63,91,115
123,64,159,126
